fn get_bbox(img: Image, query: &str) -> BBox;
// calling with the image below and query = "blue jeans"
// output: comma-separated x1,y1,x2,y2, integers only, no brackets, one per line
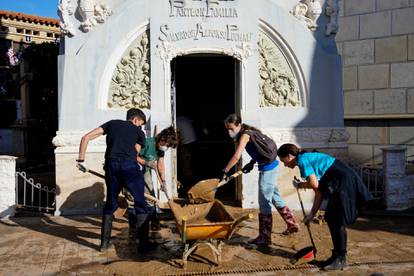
258,167,286,215
103,159,147,215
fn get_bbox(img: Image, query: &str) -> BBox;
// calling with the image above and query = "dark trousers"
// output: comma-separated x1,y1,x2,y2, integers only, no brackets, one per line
326,193,347,257
103,159,147,215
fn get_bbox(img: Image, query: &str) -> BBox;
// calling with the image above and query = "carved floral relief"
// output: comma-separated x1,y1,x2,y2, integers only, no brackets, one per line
108,30,151,109
258,32,300,107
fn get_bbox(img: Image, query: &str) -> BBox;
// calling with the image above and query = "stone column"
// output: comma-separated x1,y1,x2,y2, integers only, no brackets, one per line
0,156,18,218
382,147,407,211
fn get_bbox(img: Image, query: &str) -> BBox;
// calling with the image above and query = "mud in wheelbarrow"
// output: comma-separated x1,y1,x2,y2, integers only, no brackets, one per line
169,198,252,268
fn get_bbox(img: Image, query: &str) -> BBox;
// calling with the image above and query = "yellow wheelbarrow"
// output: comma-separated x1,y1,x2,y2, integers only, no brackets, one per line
169,198,252,268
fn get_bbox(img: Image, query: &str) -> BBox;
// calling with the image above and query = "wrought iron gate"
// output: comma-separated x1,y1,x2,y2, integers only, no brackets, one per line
347,161,384,199
15,171,56,213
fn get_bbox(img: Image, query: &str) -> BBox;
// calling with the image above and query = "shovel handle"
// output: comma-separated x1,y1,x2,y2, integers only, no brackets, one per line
154,168,171,201
76,164,165,208
216,170,243,189
296,188,317,253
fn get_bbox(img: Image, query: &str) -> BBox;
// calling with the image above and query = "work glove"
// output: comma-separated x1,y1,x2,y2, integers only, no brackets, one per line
76,159,87,172
242,160,255,174
145,160,157,170
220,170,230,182
292,178,301,189
160,181,168,193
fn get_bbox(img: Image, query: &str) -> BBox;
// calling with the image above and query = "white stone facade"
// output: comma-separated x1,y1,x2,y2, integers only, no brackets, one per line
55,0,346,214
337,0,414,165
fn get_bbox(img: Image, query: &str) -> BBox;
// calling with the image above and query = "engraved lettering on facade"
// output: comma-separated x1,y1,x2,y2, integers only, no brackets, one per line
159,23,252,43
169,0,238,18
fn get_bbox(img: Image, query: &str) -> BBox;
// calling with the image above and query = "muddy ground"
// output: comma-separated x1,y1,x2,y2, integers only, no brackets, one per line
1,205,414,276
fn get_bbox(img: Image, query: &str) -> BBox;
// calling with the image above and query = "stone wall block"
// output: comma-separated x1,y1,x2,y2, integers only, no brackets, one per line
344,90,374,114
377,0,409,11
343,40,374,65
359,64,389,89
408,89,414,113
390,126,414,144
336,16,359,42
345,0,375,15
346,126,357,143
408,35,414,60
375,36,407,63
391,62,414,88
360,11,391,39
358,125,388,144
392,7,414,35
348,144,374,164
343,66,358,90
374,89,406,114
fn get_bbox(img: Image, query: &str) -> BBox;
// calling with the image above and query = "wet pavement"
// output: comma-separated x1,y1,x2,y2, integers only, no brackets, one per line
1,207,414,276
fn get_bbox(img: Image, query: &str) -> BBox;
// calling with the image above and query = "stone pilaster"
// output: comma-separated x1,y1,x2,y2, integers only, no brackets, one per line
382,147,408,210
0,156,17,218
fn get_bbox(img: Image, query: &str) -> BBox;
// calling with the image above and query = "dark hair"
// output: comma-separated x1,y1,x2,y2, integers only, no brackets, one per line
224,113,261,135
156,126,178,149
126,108,146,124
277,143,306,158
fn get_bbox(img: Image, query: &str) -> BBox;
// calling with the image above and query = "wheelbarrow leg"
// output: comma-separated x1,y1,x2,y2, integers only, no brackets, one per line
183,241,199,268
205,239,222,266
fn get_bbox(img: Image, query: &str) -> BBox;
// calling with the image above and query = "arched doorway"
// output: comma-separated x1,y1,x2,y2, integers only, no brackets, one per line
171,54,242,205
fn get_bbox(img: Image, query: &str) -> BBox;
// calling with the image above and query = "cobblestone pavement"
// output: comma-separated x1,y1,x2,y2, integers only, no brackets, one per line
0,208,414,276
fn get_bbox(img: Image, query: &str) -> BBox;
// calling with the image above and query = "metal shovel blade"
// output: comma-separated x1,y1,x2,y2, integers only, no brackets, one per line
187,178,220,202
187,170,243,202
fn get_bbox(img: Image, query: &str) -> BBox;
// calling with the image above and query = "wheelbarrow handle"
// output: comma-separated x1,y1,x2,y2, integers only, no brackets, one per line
228,213,253,239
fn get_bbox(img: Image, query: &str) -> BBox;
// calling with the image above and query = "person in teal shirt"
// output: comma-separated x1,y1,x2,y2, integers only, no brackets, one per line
277,143,372,271
126,127,178,241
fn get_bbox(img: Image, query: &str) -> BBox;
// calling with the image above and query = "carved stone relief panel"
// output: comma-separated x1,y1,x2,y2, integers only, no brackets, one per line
108,30,151,109
258,31,301,107
58,0,112,36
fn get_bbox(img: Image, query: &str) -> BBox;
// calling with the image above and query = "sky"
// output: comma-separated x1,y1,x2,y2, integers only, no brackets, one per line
0,0,58,19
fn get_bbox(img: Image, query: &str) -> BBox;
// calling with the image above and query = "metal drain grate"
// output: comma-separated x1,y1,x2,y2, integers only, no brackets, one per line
159,260,414,276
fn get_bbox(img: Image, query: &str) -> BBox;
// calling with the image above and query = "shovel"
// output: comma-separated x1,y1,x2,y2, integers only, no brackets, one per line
76,163,166,208
290,184,317,265
187,170,243,202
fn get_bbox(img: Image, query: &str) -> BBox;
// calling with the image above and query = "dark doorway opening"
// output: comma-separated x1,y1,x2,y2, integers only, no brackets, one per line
172,55,240,205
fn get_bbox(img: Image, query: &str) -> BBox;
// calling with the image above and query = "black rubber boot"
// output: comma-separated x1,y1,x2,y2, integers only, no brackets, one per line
150,215,161,231
136,214,157,253
100,214,113,252
128,210,137,239
322,255,347,271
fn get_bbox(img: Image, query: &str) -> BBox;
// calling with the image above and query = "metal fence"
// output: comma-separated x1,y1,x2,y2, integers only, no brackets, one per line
15,171,56,213
346,161,384,199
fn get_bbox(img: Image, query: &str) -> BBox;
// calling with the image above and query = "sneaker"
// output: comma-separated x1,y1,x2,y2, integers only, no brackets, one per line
322,255,347,271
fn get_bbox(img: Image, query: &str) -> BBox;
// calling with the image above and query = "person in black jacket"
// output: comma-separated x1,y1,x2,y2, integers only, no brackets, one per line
77,108,155,253
277,143,373,270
